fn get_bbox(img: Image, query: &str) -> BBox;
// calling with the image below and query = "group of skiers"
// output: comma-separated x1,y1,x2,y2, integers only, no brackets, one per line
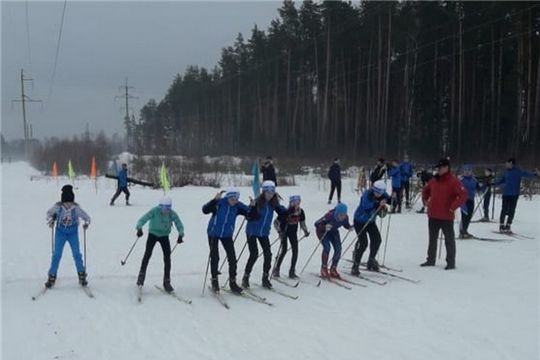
42,155,537,296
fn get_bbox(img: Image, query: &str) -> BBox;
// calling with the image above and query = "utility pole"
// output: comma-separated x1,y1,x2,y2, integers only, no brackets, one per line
114,77,138,151
11,69,42,159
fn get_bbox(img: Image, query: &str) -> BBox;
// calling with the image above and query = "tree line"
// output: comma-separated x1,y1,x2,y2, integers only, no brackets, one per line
129,0,539,165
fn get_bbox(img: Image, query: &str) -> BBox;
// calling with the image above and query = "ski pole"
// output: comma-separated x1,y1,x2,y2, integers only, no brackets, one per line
299,230,328,276
83,228,87,270
381,211,393,266
202,237,215,296
51,225,55,254
269,240,284,280
121,235,141,266
218,218,246,272
170,242,179,255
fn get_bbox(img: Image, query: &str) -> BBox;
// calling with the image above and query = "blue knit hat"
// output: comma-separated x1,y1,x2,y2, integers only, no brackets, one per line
334,203,348,217
463,164,473,171
262,180,276,193
289,195,301,204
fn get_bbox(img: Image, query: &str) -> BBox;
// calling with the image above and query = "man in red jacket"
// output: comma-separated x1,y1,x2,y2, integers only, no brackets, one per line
420,158,467,270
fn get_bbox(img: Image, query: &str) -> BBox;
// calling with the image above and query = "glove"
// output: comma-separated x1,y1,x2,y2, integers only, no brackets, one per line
304,231,310,237
379,204,388,212
325,224,333,231
136,229,143,237
83,223,89,230
177,235,184,244
47,219,54,228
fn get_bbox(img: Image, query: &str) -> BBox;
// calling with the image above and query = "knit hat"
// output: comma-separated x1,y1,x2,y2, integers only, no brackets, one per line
289,195,301,204
373,180,386,195
61,184,75,202
159,196,172,209
435,157,450,168
262,180,276,193
377,157,385,164
334,203,348,216
507,157,516,165
462,164,473,171
225,187,240,199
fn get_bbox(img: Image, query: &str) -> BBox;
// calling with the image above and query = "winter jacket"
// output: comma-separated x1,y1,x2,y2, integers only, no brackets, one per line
370,165,386,184
47,203,91,234
136,207,184,237
118,168,128,187
314,209,352,239
274,207,308,234
400,162,414,182
422,172,467,221
203,198,257,238
261,163,277,185
459,175,479,201
246,195,287,237
328,163,341,182
492,167,537,196
387,165,402,188
417,170,433,187
353,189,391,224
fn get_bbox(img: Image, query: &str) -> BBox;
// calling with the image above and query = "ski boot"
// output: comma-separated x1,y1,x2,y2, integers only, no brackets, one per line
44,274,56,288
420,261,435,267
288,270,298,279
320,265,330,278
78,271,88,287
262,273,273,289
350,266,360,276
229,278,243,294
109,200,114,206
211,277,220,293
272,268,280,278
504,224,512,234
136,272,145,286
367,258,380,272
327,200,331,205
241,273,250,289
416,207,425,214
163,279,174,293
329,265,341,279
499,224,505,233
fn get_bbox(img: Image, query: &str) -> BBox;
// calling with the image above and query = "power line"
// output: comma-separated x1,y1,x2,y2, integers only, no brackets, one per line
48,0,68,100
25,0,33,75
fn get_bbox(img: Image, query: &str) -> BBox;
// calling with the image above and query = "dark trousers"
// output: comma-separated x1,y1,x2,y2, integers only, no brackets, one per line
208,236,237,280
402,181,411,205
500,195,519,225
483,189,491,218
275,228,299,274
112,186,130,202
353,221,382,265
460,199,474,234
391,187,402,212
138,234,171,281
244,235,272,275
426,218,455,266
329,180,342,202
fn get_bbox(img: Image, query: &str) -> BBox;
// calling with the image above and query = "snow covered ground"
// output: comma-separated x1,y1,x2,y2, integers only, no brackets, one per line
2,161,539,360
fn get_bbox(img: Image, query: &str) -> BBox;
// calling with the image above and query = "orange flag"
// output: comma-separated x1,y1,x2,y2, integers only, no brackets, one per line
90,156,97,178
52,162,58,177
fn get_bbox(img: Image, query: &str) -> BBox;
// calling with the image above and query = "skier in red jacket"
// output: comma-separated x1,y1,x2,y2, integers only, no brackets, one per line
420,157,467,270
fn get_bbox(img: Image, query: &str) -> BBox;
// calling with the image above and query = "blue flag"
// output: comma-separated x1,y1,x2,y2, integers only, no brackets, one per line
252,161,260,197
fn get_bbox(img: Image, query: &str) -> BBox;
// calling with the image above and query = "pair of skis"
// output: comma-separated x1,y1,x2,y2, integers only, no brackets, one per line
491,231,534,240
31,284,94,301
137,285,192,305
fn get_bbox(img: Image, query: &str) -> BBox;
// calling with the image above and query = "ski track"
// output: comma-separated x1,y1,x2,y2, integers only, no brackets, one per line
2,162,539,360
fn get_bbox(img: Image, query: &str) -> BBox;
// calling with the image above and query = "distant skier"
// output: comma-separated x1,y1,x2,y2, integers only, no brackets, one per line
135,196,184,293
476,167,494,221
369,158,386,186
260,156,277,186
44,185,91,288
242,180,288,289
110,163,130,206
458,165,481,238
327,158,342,204
314,203,353,279
351,180,391,274
272,195,310,279
400,155,414,208
202,187,257,294
387,159,402,213
492,157,538,233
415,167,434,213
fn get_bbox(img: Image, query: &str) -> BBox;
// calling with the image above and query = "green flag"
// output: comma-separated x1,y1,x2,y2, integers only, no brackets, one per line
160,162,169,192
68,160,75,179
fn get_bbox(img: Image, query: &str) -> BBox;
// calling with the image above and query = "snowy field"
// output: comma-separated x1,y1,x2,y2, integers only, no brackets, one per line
2,161,539,360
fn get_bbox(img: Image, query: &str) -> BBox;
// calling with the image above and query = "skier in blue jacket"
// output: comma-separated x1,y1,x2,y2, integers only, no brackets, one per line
400,155,414,208
351,180,391,274
242,180,288,289
458,165,481,238
314,203,353,279
110,163,130,205
492,157,538,233
388,159,402,213
202,187,257,294
44,185,91,288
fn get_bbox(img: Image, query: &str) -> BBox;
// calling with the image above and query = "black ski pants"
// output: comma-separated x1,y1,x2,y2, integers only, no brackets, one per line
353,221,382,265
208,236,238,280
329,179,342,202
391,187,402,212
460,199,474,234
275,226,299,274
112,186,130,202
245,235,272,275
138,233,171,281
426,218,455,267
483,188,492,219
402,180,411,205
499,195,519,225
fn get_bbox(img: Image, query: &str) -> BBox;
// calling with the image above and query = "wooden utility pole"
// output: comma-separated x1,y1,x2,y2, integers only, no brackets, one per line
11,69,42,158
114,77,138,150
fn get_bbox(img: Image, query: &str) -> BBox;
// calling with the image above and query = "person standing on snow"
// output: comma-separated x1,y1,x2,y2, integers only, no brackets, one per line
492,157,538,233
387,159,402,213
415,167,434,213
351,180,391,274
327,158,342,204
110,163,130,206
420,158,467,270
476,167,494,222
272,195,310,279
458,165,481,238
242,180,288,289
135,197,184,293
261,156,277,186
400,155,414,209
314,203,353,279
44,185,91,288
369,158,386,186
202,187,257,294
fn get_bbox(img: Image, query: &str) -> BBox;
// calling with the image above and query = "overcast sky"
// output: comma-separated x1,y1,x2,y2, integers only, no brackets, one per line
1,1,282,141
